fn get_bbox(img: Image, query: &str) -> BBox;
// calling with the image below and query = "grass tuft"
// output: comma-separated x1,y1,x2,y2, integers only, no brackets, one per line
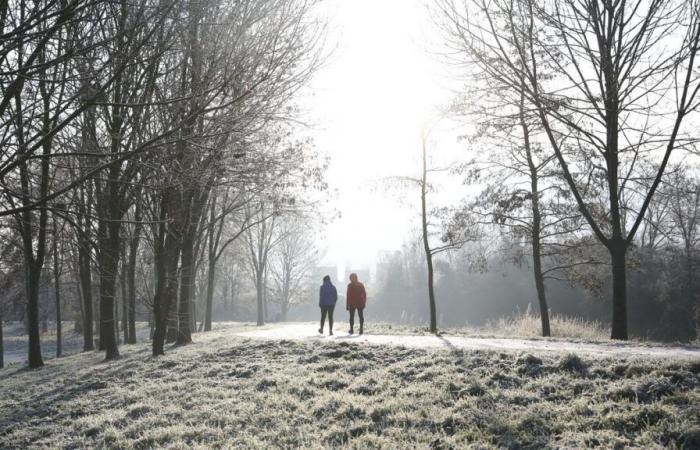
558,353,588,376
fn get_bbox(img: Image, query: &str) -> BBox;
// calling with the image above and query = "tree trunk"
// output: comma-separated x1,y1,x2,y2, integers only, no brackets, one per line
424,237,437,334
520,89,550,338
161,245,181,351
98,238,121,360
263,269,269,322
176,233,195,345
73,271,83,334
78,243,94,351
166,246,179,343
1,313,4,369
26,265,44,368
114,282,120,345
166,307,179,342
126,249,138,344
532,239,550,337
204,255,216,331
420,137,437,334
127,198,141,344
120,261,128,344
204,191,218,332
77,86,96,351
256,272,264,326
609,239,628,340
97,208,122,359
153,196,180,356
53,217,62,357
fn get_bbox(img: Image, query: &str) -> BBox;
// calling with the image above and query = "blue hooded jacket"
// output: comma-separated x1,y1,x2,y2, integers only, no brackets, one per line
319,280,338,307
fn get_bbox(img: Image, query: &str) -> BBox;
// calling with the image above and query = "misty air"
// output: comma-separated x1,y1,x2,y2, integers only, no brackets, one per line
1,0,700,448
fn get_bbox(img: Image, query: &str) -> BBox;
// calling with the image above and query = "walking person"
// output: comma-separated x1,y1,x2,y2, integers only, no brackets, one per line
318,275,337,335
346,273,366,334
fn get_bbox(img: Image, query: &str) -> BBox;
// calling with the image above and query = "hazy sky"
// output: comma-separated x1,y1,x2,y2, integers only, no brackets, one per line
308,0,461,272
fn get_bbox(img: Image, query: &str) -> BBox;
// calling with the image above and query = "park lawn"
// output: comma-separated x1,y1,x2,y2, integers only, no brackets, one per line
0,326,699,449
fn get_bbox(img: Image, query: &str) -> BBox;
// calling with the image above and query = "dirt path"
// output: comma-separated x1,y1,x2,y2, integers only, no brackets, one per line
237,323,700,360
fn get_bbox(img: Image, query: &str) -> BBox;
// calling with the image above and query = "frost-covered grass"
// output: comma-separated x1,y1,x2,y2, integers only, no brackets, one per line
369,311,608,342
480,310,609,341
1,326,699,449
2,322,152,366
1,321,255,366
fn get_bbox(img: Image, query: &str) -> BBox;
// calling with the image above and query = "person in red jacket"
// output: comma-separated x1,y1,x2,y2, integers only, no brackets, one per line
346,273,366,335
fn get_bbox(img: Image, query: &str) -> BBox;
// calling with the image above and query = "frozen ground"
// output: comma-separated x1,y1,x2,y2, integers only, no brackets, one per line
2,322,152,366
238,323,700,361
1,323,699,448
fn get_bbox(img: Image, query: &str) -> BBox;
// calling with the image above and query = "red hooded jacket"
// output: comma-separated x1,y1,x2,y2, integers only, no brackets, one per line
346,282,366,310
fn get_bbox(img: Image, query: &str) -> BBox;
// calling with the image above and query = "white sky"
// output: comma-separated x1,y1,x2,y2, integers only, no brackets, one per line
306,0,462,272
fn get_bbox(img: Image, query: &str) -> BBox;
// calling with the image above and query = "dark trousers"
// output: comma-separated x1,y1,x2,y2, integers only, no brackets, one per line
320,305,335,331
349,307,364,331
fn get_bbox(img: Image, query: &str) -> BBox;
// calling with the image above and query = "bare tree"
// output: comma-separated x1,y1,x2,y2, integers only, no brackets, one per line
389,128,478,333
435,0,700,339
269,216,319,321
244,203,281,326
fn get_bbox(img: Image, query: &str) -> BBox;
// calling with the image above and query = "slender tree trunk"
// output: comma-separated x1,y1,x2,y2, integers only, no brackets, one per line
127,248,138,344
176,232,195,345
165,235,179,344
1,313,4,369
686,245,694,307
203,192,218,332
53,217,62,357
204,255,216,331
163,244,181,350
165,209,181,343
78,241,94,351
263,268,269,321
420,137,437,334
520,89,550,337
256,272,264,326
126,196,141,344
77,93,96,351
17,27,53,368
114,281,119,345
153,245,169,356
120,261,128,344
531,237,550,337
73,270,83,334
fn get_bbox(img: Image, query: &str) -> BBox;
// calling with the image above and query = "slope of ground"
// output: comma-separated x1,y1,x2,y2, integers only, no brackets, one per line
1,324,699,449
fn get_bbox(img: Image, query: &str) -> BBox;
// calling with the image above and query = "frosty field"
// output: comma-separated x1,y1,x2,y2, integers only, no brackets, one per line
1,324,699,449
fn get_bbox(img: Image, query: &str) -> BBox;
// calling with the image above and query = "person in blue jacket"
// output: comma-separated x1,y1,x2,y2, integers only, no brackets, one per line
318,275,338,335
